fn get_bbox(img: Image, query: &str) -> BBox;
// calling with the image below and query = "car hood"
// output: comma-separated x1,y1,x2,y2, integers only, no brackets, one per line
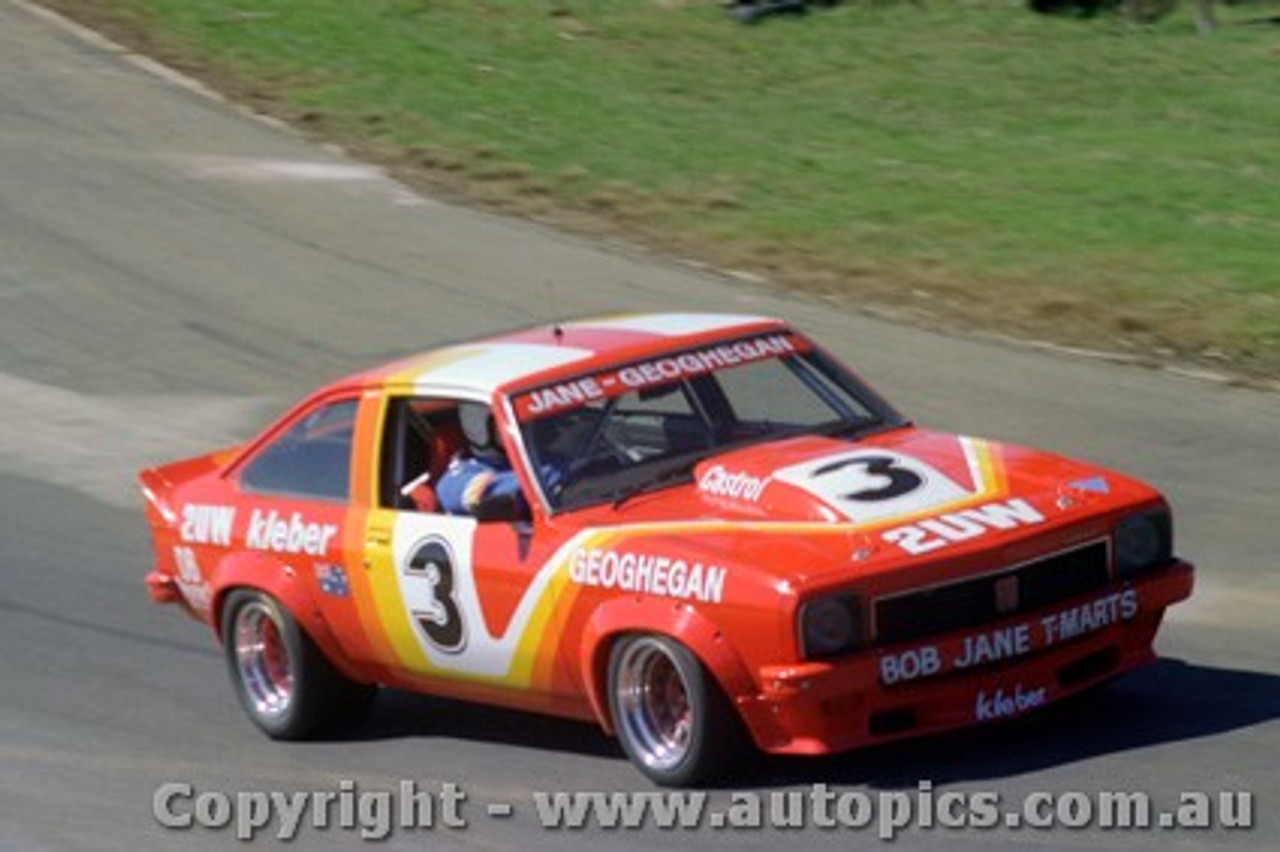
688,427,1154,527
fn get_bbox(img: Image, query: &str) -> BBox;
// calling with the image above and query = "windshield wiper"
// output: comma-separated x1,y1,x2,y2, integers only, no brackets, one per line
611,456,702,510
819,417,891,440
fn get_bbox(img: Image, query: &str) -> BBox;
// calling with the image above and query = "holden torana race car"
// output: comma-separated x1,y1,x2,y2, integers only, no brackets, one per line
140,313,1193,785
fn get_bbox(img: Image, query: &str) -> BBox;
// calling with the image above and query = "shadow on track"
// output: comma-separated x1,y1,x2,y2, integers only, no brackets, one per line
358,690,622,760
338,658,1280,786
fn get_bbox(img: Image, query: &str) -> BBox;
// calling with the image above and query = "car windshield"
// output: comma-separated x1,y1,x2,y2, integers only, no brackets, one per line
513,332,905,511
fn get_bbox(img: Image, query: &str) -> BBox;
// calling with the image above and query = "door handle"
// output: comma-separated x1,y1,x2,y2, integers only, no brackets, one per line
362,528,391,569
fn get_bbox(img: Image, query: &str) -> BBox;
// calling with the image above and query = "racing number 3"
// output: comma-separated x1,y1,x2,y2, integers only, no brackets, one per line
810,455,923,502
405,537,466,653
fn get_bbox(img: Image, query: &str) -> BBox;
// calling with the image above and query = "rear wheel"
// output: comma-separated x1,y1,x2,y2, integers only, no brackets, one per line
607,634,744,786
221,589,376,739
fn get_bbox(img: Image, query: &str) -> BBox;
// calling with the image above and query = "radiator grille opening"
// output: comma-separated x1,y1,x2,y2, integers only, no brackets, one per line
874,541,1110,647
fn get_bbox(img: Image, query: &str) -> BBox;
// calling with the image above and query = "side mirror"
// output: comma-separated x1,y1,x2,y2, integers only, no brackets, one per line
474,490,532,523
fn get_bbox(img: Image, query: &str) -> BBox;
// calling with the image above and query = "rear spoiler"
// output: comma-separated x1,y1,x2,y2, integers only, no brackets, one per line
138,467,178,526
136,446,241,526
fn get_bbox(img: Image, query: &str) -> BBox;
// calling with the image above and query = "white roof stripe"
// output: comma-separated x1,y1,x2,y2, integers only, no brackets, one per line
413,343,594,395
570,313,775,337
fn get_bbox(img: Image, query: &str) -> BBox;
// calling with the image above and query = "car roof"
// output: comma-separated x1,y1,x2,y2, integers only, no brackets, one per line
351,312,790,397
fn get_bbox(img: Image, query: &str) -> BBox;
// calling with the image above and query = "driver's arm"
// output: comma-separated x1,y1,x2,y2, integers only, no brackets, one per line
437,457,520,515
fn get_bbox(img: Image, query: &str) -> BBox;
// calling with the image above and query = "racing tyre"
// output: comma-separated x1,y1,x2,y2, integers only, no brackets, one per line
221,589,377,740
608,634,744,786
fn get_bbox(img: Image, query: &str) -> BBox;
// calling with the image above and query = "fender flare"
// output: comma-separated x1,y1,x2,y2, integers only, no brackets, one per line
577,598,757,735
208,551,367,684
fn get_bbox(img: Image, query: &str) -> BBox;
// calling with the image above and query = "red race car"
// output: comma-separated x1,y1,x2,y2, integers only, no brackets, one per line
139,313,1193,785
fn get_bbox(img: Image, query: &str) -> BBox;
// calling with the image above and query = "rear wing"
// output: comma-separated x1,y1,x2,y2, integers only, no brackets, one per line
136,446,240,526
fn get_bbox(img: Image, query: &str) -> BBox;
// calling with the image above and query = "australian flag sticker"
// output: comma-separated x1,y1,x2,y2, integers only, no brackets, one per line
315,563,350,597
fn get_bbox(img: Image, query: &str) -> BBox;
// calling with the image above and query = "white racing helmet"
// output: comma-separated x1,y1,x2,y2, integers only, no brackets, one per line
458,402,495,453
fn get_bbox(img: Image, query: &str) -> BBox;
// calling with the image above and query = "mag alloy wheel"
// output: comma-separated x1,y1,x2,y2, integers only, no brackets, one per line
221,589,378,740
233,599,295,721
612,636,702,774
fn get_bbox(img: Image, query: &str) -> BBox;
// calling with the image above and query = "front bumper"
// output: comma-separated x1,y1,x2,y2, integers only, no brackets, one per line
739,559,1194,755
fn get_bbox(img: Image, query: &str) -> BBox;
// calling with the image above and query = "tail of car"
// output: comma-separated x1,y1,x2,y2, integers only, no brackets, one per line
137,448,241,606
138,449,238,516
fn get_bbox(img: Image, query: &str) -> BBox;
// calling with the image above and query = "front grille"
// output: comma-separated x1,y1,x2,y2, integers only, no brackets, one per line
874,541,1110,646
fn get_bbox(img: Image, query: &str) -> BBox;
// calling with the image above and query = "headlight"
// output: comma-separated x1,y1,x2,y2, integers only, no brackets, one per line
800,595,864,659
1114,510,1173,579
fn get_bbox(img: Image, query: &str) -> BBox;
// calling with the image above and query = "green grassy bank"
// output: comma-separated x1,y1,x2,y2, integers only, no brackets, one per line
42,0,1280,376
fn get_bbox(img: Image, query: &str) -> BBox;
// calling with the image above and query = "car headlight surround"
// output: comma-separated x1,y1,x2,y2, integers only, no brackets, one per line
1114,509,1173,579
799,594,864,660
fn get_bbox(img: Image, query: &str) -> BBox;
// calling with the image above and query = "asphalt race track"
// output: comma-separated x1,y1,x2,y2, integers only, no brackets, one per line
1,3,1277,850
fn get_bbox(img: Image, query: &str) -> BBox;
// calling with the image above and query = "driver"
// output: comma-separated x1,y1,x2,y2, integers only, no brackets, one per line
435,402,525,516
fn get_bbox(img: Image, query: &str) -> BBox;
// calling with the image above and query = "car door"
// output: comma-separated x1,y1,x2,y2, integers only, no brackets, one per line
361,395,574,696
229,395,370,660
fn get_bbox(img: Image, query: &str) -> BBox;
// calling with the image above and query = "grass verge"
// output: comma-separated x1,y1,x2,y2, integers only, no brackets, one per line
37,0,1280,378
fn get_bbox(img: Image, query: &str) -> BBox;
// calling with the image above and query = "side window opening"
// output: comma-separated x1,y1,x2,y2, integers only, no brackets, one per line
378,398,468,512
240,398,358,501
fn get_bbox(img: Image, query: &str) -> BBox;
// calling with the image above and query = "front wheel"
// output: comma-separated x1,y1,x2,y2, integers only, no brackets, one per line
607,634,744,786
221,589,376,740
